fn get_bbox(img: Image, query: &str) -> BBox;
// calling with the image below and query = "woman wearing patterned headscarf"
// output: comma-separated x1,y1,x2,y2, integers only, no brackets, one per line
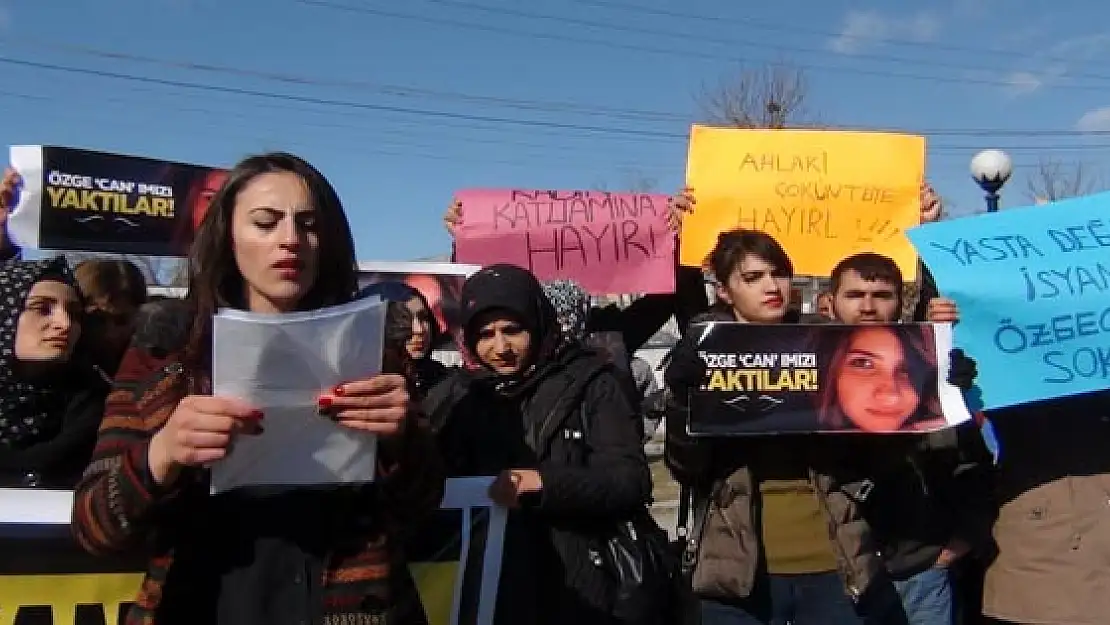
542,279,628,364
0,257,107,488
542,279,591,345
544,279,659,442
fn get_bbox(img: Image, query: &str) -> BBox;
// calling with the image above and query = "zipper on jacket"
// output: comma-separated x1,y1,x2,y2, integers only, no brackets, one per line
809,469,862,602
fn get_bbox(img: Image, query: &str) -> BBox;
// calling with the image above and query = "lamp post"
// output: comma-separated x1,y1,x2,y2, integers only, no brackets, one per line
970,149,1013,213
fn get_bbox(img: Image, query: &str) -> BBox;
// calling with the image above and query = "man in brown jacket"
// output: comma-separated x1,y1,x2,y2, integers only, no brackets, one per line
980,391,1110,625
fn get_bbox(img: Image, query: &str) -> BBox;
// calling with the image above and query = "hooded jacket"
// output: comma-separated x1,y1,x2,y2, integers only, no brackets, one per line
438,264,651,625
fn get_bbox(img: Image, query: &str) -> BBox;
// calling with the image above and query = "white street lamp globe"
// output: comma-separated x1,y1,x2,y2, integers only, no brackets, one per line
970,149,1013,193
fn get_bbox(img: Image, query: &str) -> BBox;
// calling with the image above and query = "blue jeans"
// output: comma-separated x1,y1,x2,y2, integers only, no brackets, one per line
700,572,864,625
892,567,953,625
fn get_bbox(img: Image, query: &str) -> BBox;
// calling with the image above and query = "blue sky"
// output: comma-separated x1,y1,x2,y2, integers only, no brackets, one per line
2,0,1109,263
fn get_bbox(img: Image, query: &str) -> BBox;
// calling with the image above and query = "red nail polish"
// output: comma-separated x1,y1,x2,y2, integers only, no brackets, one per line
332,385,345,396
248,410,265,421
318,396,333,410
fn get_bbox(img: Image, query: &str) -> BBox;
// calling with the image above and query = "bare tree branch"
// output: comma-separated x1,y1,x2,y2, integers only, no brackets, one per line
697,64,814,129
590,169,659,194
1025,159,1101,203
618,169,658,194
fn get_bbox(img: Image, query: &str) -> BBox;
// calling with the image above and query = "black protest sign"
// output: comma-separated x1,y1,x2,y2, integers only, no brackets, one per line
10,146,227,256
688,322,965,435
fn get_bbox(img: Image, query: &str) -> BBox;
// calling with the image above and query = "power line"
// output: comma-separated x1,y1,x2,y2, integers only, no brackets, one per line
0,83,1090,199
2,51,1108,153
0,56,688,140
423,0,1110,84
19,38,1110,139
0,89,678,174
568,0,1092,68
0,90,669,175
11,40,687,124
4,81,1104,158
294,0,1110,92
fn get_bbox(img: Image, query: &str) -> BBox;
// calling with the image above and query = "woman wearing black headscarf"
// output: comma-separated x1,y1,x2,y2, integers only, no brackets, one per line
0,257,107,489
436,264,651,625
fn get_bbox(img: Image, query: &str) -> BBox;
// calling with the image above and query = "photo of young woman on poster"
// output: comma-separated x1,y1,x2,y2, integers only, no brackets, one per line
355,261,477,357
187,169,230,232
812,324,947,433
357,262,479,345
170,166,229,255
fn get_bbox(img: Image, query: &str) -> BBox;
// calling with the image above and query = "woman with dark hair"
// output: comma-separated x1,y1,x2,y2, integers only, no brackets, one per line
358,281,449,394
665,228,897,625
71,152,444,625
73,258,148,379
0,257,108,489
436,264,652,625
812,325,945,433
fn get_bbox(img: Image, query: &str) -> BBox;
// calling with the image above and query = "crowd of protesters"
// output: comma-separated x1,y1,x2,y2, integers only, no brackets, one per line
0,155,1104,625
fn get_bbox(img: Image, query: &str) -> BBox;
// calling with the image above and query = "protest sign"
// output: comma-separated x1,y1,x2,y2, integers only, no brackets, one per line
7,146,228,256
0,477,505,625
908,192,1110,409
453,189,676,295
688,322,970,435
358,261,480,344
680,127,924,279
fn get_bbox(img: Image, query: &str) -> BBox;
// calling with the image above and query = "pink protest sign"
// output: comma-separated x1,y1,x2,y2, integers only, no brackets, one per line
454,189,676,295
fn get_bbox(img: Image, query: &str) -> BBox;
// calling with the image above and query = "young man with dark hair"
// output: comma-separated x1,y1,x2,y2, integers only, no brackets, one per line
826,251,992,625
826,253,905,325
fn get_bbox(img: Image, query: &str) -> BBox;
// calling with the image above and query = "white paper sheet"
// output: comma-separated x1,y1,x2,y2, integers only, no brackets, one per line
8,145,46,250
0,488,73,524
210,296,386,493
933,322,974,428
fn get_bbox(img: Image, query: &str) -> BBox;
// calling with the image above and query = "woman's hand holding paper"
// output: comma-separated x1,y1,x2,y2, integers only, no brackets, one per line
318,374,410,438
148,395,264,485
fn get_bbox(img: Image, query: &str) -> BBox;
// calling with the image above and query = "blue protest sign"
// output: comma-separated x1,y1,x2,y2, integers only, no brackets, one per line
907,191,1110,409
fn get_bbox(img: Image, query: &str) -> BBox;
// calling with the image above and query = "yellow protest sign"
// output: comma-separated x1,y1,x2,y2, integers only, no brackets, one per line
0,565,460,625
0,572,142,625
681,126,925,279
0,477,506,625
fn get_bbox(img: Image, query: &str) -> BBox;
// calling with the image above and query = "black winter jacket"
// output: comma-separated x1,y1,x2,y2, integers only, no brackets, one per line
436,347,651,625
0,367,110,489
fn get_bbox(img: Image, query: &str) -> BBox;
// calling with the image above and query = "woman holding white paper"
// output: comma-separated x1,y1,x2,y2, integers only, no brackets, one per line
71,152,444,625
